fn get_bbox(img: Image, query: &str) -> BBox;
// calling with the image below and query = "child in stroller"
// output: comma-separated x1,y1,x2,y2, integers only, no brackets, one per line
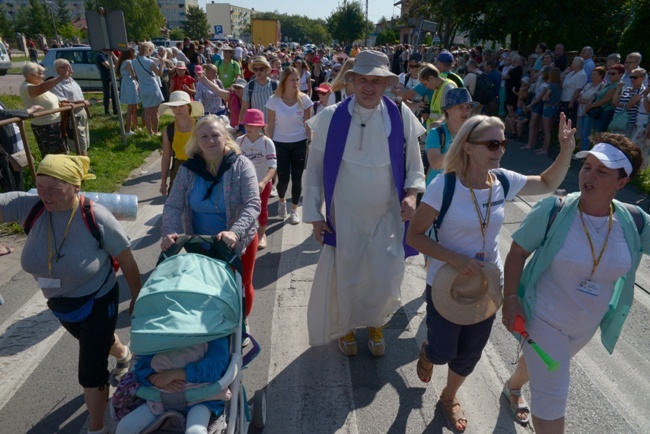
116,337,230,434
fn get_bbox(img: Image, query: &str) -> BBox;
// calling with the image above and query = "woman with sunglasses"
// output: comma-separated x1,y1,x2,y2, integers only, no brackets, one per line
585,64,625,134
406,114,574,432
611,67,647,136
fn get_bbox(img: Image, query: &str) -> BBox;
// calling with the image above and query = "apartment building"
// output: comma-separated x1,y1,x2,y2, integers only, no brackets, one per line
205,2,253,37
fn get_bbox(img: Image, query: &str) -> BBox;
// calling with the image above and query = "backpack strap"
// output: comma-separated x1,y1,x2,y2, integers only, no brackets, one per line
432,172,457,240
335,90,342,103
23,199,45,235
436,125,446,152
80,196,120,272
271,80,278,92
621,203,645,234
247,79,255,101
491,168,510,199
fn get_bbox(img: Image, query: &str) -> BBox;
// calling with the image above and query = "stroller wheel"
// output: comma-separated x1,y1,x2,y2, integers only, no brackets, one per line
252,389,266,429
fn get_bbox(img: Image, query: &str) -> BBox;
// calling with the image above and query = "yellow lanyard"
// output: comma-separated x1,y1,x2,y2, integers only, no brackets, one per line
577,202,613,279
47,197,79,276
463,172,493,249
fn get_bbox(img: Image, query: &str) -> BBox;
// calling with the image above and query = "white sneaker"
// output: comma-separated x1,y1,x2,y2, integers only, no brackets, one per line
290,209,300,225
270,185,278,197
278,202,288,219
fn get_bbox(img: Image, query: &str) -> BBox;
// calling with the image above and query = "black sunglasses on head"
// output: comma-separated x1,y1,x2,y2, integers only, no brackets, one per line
470,140,508,152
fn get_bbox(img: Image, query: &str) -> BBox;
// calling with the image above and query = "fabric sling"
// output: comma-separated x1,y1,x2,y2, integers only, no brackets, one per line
323,95,418,257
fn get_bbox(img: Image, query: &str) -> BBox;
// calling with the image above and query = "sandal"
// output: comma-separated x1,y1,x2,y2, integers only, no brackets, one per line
439,389,468,433
109,346,132,386
0,244,14,256
416,341,433,383
502,380,530,425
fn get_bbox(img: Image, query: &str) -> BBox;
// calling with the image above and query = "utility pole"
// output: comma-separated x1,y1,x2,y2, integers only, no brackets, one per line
364,0,368,47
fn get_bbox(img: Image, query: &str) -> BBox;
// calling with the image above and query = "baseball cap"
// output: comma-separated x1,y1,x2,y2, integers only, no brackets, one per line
437,51,454,64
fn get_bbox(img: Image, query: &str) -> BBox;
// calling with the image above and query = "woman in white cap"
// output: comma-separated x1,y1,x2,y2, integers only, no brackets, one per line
501,133,649,433
407,113,575,432
158,91,204,195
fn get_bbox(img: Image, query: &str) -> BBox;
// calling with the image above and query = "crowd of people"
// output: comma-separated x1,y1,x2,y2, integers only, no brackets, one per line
1,37,650,434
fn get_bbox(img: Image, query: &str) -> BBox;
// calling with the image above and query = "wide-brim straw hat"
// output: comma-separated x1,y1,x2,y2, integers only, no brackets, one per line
343,50,398,87
158,91,205,117
431,262,502,325
248,56,272,73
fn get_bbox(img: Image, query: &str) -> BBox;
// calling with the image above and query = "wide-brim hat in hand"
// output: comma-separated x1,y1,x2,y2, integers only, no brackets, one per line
248,56,272,73
432,262,502,325
443,88,479,111
242,109,266,127
158,91,205,117
343,50,398,87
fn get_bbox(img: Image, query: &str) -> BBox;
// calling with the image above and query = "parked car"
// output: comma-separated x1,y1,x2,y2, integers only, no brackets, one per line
41,47,102,91
0,41,12,76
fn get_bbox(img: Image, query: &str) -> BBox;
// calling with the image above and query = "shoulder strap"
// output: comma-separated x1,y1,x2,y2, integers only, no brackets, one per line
247,79,255,101
492,168,510,199
167,122,175,143
335,90,342,103
80,196,120,271
433,172,457,240
271,80,278,91
622,203,645,234
23,200,45,235
543,196,564,245
436,125,446,152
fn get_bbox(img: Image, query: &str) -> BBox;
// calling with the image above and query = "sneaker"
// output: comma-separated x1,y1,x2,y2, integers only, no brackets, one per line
278,202,288,219
109,346,132,386
290,209,300,225
242,318,251,347
125,131,135,136
258,234,267,250
367,326,385,357
338,331,357,356
270,185,278,197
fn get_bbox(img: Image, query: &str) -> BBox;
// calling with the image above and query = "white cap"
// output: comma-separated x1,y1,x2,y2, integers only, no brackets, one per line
575,143,633,176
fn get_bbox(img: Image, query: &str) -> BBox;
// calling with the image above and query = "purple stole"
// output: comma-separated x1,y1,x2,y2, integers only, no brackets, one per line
322,95,418,258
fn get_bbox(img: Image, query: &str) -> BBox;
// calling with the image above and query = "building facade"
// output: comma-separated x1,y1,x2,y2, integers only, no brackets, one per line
205,2,253,37
160,0,198,29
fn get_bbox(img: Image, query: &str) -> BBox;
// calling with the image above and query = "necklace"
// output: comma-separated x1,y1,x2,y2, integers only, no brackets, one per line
585,214,609,233
462,172,493,254
577,202,613,279
47,196,79,275
281,94,297,106
355,103,379,148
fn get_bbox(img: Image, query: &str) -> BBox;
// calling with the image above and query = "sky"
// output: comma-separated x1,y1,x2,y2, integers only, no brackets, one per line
197,0,402,23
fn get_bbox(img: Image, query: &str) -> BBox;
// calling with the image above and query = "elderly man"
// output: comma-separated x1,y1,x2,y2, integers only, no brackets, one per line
49,59,90,155
302,50,425,357
560,56,588,126
580,46,596,82
622,52,647,87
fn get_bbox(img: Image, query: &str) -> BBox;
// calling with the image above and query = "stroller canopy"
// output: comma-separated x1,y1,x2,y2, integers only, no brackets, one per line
130,253,241,355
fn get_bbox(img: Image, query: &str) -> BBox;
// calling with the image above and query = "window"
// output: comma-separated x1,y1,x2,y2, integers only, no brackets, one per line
57,50,83,64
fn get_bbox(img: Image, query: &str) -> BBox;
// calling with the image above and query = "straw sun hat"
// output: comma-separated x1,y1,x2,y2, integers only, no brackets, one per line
432,262,502,325
158,91,205,117
343,50,399,87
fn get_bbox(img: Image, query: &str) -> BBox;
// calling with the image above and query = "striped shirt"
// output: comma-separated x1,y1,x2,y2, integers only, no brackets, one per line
243,79,278,122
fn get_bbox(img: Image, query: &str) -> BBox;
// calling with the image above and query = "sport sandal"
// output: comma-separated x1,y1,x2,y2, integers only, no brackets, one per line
440,389,468,433
502,380,530,425
416,341,433,383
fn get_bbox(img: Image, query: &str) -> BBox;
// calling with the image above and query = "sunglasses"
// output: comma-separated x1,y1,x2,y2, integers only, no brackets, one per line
253,67,266,72
470,140,508,152
608,72,619,75
630,76,643,79
408,63,419,68
333,69,341,72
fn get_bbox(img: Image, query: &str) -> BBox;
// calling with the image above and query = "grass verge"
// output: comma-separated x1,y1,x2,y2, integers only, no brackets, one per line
1,94,172,233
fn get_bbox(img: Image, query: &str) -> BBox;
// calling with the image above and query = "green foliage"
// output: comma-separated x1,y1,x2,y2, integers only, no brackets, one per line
326,1,365,45
0,6,13,40
375,29,397,46
253,11,331,45
58,23,82,41
169,27,184,41
92,0,165,41
619,0,649,66
54,0,71,28
181,5,209,41
13,0,53,38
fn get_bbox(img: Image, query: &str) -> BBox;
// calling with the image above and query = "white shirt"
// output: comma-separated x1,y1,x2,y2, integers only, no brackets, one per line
234,46,243,59
237,134,277,181
266,94,313,142
421,169,528,285
561,69,587,102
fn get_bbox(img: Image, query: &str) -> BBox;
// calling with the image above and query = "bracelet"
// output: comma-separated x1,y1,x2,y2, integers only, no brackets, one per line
504,294,518,302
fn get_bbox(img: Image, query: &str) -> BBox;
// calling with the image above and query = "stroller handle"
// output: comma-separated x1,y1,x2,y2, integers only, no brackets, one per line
157,235,243,274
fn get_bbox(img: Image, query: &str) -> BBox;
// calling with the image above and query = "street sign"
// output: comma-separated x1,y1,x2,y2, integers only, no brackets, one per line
86,10,128,51
214,25,223,35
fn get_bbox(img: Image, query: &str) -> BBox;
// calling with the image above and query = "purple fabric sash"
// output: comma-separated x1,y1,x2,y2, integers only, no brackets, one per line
322,95,417,257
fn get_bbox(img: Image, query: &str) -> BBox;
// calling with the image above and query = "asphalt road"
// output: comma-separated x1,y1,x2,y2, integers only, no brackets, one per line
0,141,649,433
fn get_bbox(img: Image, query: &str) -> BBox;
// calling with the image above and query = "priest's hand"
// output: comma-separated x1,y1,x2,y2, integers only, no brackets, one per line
400,193,417,221
312,221,332,245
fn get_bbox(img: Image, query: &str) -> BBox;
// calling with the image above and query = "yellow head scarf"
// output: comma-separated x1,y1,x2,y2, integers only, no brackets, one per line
36,155,96,186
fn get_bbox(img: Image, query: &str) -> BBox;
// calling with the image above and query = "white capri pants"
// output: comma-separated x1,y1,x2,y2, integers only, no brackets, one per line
524,313,598,421
116,402,211,434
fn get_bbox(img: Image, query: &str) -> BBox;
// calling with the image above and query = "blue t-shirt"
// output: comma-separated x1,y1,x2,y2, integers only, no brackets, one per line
413,83,434,101
545,83,562,106
190,177,228,236
424,123,452,185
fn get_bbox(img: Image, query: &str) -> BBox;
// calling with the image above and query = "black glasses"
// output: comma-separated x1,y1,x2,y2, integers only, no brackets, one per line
630,76,643,79
408,63,419,68
470,140,508,152
253,67,266,72
608,72,619,75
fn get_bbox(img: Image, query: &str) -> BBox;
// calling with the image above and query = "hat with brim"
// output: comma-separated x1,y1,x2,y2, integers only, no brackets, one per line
343,50,398,87
175,61,187,70
230,78,247,89
443,88,479,111
248,56,271,73
221,46,234,52
432,262,502,325
575,142,633,176
158,91,205,117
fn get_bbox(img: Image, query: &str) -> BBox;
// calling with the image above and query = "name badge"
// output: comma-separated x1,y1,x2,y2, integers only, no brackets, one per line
577,279,601,296
38,277,61,289
475,252,494,262
223,74,229,78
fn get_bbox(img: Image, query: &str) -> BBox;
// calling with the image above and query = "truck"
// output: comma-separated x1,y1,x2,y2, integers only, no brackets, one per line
251,19,281,48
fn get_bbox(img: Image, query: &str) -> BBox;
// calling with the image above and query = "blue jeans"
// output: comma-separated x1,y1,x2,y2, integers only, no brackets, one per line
578,115,596,150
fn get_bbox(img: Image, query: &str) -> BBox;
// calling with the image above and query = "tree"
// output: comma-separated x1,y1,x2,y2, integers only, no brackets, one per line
375,29,397,46
14,0,52,38
0,6,13,40
619,0,649,65
326,1,365,45
181,5,209,41
54,0,71,28
252,12,331,45
169,27,184,41
90,0,165,41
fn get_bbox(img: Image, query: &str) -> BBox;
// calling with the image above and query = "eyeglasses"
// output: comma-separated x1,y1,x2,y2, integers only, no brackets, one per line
253,67,266,72
470,140,508,152
608,72,619,75
408,63,419,68
630,76,643,79
333,69,341,73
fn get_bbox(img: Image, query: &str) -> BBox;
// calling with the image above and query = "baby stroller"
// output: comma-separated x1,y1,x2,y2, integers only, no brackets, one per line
112,235,267,433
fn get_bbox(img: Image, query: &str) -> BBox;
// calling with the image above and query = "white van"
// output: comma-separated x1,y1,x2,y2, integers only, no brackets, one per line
0,41,12,75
